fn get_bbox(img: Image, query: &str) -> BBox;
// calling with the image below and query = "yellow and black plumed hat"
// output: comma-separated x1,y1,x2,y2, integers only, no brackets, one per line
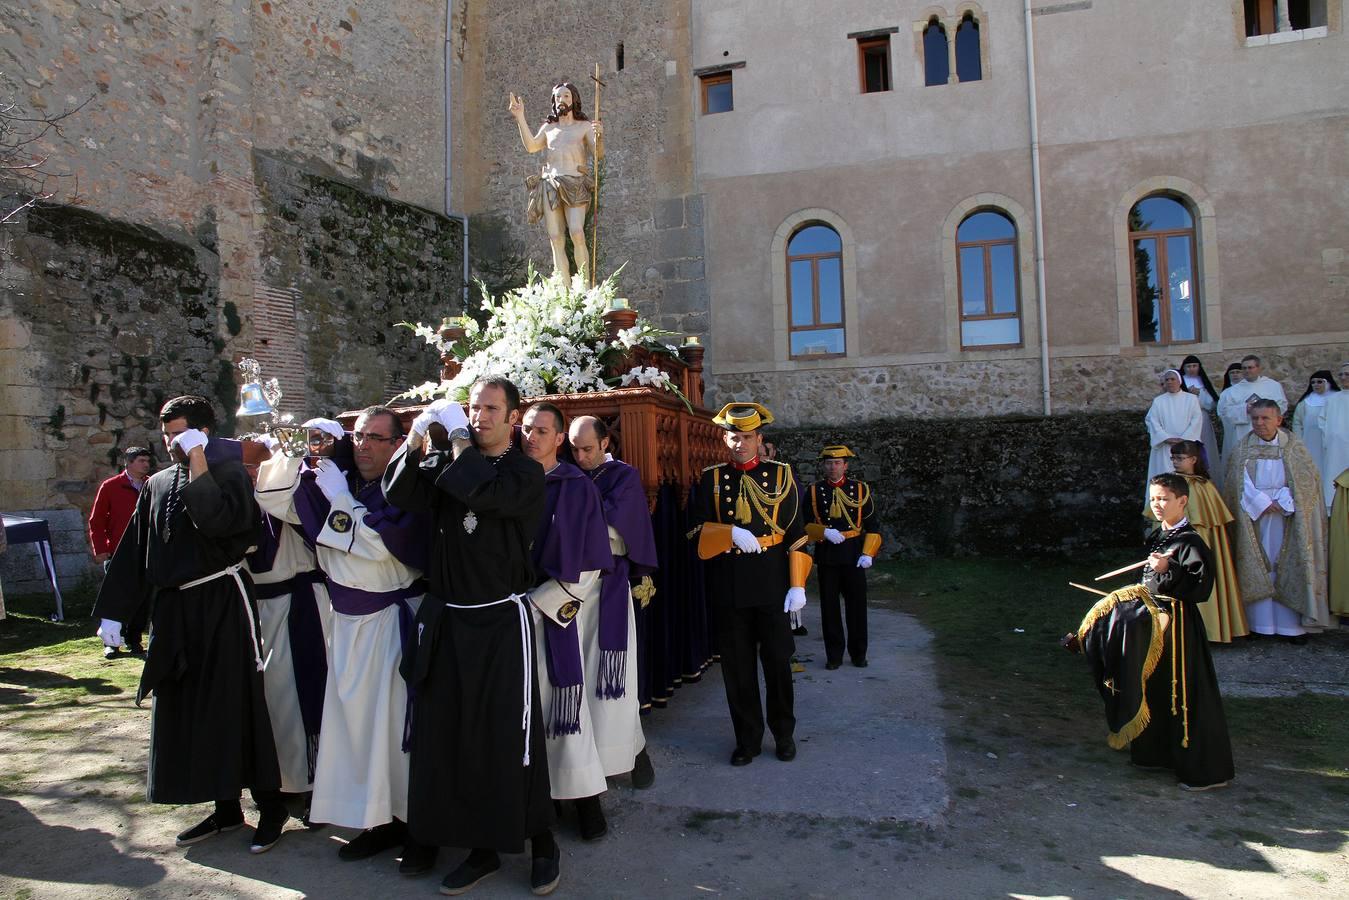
819,445,856,459
712,402,774,433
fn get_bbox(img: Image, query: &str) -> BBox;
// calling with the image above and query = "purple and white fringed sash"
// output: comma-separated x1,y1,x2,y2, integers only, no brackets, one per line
445,594,535,766
596,555,632,700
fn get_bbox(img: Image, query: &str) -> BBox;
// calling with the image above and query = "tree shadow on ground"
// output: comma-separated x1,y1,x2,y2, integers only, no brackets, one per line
0,796,165,889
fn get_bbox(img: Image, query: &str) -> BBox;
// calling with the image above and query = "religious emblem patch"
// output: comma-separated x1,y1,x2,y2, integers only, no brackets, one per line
558,600,580,623
463,511,478,534
328,510,353,533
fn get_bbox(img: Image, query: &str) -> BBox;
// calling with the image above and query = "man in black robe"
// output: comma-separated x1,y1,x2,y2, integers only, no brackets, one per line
384,379,559,896
803,444,882,669
690,402,812,766
92,395,285,850
1065,472,1235,791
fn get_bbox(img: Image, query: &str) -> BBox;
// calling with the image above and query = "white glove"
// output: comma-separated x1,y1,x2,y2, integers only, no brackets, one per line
730,526,762,554
301,417,345,440
171,428,208,456
98,619,123,648
312,458,349,501
257,433,281,452
784,587,807,613
411,399,458,438
823,528,845,544
857,555,873,569
410,409,439,439
435,400,470,433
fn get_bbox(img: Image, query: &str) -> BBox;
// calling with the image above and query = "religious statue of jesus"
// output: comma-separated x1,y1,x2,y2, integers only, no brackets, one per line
509,81,604,281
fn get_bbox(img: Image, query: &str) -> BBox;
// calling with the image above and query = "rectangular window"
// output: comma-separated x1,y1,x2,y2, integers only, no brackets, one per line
857,37,891,93
701,72,733,114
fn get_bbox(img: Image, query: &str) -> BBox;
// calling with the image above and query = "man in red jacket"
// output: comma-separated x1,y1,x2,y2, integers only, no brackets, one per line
88,446,153,657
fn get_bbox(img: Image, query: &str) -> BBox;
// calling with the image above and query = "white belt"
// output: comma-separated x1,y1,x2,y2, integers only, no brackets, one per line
444,594,533,766
178,564,264,672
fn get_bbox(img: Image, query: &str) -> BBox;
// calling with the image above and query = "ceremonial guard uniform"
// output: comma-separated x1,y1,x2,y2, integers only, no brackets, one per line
691,403,812,766
804,445,882,669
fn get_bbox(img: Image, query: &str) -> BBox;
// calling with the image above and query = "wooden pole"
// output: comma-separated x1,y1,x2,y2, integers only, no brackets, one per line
589,62,603,288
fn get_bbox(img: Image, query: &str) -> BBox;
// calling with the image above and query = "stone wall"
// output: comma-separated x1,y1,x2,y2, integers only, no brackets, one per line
252,151,465,415
0,204,223,591
771,411,1149,558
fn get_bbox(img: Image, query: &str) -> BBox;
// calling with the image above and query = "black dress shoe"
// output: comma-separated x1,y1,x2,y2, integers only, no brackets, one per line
852,658,868,668
1286,635,1309,646
792,626,808,637
575,795,608,841
631,747,655,789
441,851,500,895
176,811,246,847
530,845,561,896
775,739,797,762
249,809,290,854
824,661,841,671
339,819,407,860
730,746,760,766
399,840,439,876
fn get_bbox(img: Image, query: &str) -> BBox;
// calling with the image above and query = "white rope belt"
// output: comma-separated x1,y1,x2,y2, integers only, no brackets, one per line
445,594,533,766
178,564,264,672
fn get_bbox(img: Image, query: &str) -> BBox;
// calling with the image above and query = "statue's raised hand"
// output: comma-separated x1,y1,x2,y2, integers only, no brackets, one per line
508,92,524,118
592,119,604,139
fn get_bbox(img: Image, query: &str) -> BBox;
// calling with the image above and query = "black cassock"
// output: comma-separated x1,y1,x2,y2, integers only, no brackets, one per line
92,456,280,804
1078,523,1234,788
385,442,554,853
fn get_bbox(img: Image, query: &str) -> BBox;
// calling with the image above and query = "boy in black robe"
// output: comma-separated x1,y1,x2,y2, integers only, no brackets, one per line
384,379,558,895
92,396,285,850
1065,472,1235,790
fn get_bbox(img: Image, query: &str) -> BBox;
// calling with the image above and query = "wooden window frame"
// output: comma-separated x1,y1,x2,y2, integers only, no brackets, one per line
786,227,846,361
1129,213,1201,346
955,217,1022,350
700,72,733,115
857,36,892,93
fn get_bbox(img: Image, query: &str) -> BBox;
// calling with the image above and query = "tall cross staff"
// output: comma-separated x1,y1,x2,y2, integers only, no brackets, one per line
589,63,606,288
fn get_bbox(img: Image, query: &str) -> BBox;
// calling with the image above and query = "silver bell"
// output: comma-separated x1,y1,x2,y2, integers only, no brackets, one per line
237,381,275,418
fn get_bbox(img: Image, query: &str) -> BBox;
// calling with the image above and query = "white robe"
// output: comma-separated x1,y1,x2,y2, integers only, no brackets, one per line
531,570,609,799
1145,390,1203,494
256,454,423,828
1217,376,1288,462
1240,443,1302,635
587,526,646,774
1184,376,1224,490
248,523,332,794
1292,392,1330,494
1320,391,1349,509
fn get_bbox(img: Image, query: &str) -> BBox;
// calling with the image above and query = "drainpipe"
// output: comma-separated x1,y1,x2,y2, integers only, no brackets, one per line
445,0,470,310
1024,0,1052,416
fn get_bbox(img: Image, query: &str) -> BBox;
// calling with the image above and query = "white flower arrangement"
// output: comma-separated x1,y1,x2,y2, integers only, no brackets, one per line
398,268,684,405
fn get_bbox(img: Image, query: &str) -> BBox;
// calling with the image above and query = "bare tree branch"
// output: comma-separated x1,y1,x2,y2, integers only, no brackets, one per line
1,81,93,224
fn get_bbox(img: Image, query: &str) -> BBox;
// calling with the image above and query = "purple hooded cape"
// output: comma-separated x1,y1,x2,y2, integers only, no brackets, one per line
589,459,659,699
531,461,613,736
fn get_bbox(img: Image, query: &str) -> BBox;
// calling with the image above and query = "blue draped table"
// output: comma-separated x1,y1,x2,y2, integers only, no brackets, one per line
2,514,65,621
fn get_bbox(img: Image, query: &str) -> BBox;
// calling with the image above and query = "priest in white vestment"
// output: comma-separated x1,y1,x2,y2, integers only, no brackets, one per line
1223,400,1330,640
1217,355,1287,463
1145,369,1203,500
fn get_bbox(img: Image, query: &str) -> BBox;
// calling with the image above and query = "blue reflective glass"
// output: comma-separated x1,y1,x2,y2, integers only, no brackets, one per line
705,80,732,114
955,17,982,82
791,328,845,357
1133,196,1192,231
1134,237,1160,343
817,258,842,324
1167,235,1196,341
957,211,1014,243
989,244,1017,314
788,225,841,256
961,318,1019,347
959,247,986,315
924,23,949,86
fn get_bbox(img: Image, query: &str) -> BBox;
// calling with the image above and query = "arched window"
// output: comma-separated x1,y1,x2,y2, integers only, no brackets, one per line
956,210,1021,348
1129,195,1199,344
923,18,949,86
787,224,845,359
955,13,982,82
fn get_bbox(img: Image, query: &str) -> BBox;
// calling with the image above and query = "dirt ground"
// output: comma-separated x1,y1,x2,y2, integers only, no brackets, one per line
1,561,1346,898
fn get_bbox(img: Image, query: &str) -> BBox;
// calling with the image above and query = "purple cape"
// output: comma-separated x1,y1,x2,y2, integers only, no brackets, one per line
531,461,612,735
589,459,659,699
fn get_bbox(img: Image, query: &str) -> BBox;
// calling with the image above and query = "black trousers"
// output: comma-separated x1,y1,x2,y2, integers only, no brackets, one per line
714,604,795,751
818,563,868,665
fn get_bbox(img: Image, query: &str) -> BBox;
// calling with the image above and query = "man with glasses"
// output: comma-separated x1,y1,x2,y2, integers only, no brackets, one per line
1217,354,1287,462
255,406,434,871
